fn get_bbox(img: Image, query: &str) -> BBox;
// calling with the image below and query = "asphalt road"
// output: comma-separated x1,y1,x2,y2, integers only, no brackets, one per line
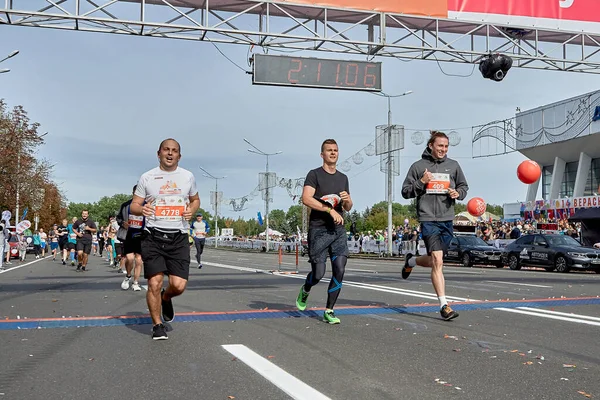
0,249,598,400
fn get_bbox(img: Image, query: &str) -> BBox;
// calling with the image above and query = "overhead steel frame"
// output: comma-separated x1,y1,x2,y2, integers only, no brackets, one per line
3,0,600,74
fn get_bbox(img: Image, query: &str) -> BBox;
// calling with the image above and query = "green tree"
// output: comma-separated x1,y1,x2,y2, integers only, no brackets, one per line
268,209,290,234
487,204,504,217
364,211,387,232
286,205,303,233
455,201,467,214
231,217,248,236
0,100,64,223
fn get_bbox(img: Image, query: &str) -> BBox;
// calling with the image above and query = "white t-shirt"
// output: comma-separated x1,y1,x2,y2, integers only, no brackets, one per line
192,220,207,238
135,166,198,233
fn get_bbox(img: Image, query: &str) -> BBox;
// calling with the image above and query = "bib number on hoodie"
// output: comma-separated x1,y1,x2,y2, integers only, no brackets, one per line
426,173,450,194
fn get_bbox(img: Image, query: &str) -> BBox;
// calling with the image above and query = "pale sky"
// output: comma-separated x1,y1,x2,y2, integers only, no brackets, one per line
3,15,600,220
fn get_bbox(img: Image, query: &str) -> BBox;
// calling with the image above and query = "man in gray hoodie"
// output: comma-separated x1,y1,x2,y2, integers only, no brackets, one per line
401,131,469,320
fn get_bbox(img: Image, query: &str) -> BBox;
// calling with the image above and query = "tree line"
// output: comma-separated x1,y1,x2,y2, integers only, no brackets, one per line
0,100,65,228
1,101,505,234
67,194,504,236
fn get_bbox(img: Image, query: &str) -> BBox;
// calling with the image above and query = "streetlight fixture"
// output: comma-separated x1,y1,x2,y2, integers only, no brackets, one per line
373,90,413,256
199,166,226,248
0,50,19,75
244,138,282,252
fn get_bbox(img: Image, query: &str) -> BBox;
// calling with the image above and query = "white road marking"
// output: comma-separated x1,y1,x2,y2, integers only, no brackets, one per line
202,261,266,273
207,260,600,326
0,257,47,275
485,280,553,288
272,271,468,302
346,268,377,273
222,344,331,400
496,308,600,326
516,307,600,322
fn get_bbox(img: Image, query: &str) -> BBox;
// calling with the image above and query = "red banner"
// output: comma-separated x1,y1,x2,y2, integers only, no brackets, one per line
278,0,448,15
448,0,600,24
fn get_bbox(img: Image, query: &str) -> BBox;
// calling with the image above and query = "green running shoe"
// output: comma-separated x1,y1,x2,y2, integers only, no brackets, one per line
323,309,340,324
296,285,309,311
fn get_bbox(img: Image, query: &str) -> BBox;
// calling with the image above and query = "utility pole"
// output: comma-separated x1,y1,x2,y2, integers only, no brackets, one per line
199,166,226,248
375,90,412,256
244,138,282,252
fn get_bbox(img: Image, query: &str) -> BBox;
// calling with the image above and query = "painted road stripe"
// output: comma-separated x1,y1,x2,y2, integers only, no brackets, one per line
516,307,600,322
485,281,553,288
203,260,598,326
273,272,468,302
0,257,47,275
203,261,265,273
222,344,331,400
347,268,378,273
496,308,600,327
1,297,599,330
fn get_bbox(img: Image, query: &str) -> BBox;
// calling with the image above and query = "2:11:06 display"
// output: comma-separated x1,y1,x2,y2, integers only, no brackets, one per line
286,59,379,90
252,54,382,92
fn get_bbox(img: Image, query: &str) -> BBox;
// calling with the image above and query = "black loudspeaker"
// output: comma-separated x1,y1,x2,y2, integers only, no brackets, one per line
479,53,513,82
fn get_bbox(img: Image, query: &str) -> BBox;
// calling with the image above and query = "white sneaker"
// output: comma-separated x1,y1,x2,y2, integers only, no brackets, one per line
132,282,141,291
121,277,131,290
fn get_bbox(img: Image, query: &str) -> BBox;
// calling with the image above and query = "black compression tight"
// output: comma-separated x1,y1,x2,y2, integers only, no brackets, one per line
303,255,347,309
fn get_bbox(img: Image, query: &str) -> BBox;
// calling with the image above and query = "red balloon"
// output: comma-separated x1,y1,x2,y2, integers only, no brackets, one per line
467,197,487,217
517,160,541,184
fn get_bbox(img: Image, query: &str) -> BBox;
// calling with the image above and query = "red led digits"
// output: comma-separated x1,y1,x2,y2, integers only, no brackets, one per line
364,64,377,87
345,63,358,86
287,59,302,83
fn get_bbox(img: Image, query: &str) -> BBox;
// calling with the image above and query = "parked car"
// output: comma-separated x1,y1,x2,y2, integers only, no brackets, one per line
445,235,504,268
502,233,600,273
6,231,35,259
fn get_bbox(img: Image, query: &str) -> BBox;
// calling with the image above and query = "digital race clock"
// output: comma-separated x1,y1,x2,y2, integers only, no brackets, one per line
252,54,382,92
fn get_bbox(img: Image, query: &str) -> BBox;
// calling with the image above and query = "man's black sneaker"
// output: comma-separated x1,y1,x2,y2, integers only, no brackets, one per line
152,323,168,340
161,289,174,323
76,264,82,272
62,260,66,266
440,304,459,321
198,263,203,269
402,253,414,279
81,266,86,272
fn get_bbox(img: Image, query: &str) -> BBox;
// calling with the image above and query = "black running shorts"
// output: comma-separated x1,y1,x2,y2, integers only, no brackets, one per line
307,225,348,264
76,240,92,255
141,230,190,280
114,242,124,257
124,235,142,255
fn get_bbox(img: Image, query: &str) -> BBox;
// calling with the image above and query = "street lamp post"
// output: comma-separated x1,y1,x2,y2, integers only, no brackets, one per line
375,91,413,256
0,50,20,74
199,166,226,248
244,138,282,253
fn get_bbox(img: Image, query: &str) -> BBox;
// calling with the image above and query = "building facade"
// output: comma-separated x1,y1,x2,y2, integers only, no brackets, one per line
515,90,600,202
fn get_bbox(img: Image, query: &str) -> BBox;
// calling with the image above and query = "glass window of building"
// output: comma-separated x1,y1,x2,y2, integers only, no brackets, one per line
560,161,578,198
542,165,553,200
584,158,600,195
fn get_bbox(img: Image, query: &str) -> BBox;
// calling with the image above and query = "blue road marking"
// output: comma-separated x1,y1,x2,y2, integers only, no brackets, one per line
1,297,598,330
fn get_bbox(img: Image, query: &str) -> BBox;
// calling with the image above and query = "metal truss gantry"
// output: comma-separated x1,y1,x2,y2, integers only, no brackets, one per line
3,0,600,74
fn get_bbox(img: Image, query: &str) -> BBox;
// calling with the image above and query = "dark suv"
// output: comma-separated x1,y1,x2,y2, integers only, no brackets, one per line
445,235,504,268
502,233,600,273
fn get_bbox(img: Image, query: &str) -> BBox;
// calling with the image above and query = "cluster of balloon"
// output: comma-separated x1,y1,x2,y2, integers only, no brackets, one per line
466,160,541,218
